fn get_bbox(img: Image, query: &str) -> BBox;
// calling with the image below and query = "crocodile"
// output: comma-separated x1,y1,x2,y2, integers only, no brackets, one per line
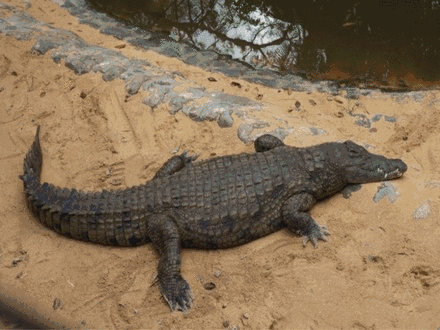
20,126,407,312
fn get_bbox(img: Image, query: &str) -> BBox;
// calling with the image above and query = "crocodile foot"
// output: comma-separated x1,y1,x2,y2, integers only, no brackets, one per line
154,152,198,179
160,275,194,312
302,224,330,248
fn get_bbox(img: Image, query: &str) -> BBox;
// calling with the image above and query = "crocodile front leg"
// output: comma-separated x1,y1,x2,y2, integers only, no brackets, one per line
147,213,193,311
154,152,198,179
282,193,330,247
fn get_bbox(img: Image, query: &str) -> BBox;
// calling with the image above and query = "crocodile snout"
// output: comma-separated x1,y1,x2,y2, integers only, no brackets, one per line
393,158,407,174
384,159,407,179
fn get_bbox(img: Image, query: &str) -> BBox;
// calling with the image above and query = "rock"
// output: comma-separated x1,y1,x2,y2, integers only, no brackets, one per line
413,201,432,220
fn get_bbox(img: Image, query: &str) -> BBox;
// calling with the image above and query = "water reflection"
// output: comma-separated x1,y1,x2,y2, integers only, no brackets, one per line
88,0,315,74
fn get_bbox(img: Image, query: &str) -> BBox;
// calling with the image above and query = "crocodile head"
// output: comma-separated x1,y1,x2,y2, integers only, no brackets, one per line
329,140,407,184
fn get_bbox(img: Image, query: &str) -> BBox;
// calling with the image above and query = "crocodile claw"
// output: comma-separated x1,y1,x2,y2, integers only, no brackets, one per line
302,224,330,248
180,151,199,164
160,275,194,312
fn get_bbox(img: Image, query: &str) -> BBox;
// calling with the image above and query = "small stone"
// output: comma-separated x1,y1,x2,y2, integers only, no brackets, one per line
295,101,301,109
371,114,383,122
354,117,371,128
12,256,24,266
256,94,263,100
231,81,241,88
373,182,400,204
204,282,216,290
369,127,377,133
413,201,431,220
126,74,149,95
208,77,217,82
53,297,63,310
327,95,333,101
243,312,249,319
15,272,26,279
214,271,222,278
114,44,126,49
217,111,234,128
80,91,87,99
308,99,317,106
223,321,229,328
384,115,397,123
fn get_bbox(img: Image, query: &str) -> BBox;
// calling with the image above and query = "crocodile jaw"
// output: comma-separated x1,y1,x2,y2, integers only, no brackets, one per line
377,165,406,180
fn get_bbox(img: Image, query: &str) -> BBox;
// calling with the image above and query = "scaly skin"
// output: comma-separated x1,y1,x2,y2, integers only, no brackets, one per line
20,128,407,312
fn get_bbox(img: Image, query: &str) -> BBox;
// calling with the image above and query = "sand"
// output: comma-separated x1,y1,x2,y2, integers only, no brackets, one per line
1,0,440,328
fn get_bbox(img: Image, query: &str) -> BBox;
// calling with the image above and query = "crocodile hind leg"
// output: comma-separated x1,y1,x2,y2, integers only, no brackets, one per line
147,213,193,311
282,193,330,247
254,134,285,152
153,152,198,179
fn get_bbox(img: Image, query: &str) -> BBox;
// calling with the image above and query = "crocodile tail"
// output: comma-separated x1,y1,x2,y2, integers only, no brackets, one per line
19,126,42,190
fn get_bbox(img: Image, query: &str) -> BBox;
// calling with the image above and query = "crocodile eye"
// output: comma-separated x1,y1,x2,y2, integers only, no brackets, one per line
349,149,359,156
344,141,365,156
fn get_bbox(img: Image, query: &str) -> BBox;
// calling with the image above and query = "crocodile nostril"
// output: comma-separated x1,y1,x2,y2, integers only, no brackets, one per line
393,159,408,174
400,162,408,173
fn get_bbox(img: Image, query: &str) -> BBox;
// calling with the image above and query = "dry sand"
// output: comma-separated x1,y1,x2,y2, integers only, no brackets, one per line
1,0,440,328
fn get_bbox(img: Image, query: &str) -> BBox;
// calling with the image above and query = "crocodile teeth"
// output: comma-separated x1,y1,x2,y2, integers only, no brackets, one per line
384,168,402,179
